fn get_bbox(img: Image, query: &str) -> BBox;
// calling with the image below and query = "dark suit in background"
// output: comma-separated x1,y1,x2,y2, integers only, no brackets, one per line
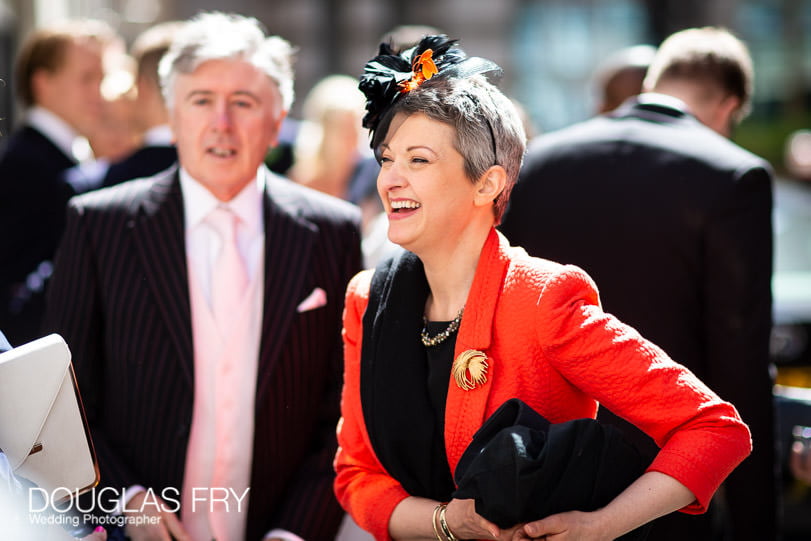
501,29,776,541
0,126,77,345
99,22,182,189
101,144,177,187
43,167,361,539
0,19,114,346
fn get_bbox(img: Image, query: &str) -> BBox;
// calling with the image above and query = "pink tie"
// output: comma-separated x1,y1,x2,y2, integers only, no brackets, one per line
208,206,248,332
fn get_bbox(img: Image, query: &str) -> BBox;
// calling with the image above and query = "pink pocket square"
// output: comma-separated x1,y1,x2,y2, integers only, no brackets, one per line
297,287,328,312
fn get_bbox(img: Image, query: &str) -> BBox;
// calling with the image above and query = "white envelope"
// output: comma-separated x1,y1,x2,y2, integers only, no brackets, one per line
0,334,99,499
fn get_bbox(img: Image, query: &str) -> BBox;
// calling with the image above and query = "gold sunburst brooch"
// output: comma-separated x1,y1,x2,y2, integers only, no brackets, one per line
452,350,489,391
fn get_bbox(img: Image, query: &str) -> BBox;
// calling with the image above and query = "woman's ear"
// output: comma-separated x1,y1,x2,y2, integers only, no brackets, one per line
474,165,507,208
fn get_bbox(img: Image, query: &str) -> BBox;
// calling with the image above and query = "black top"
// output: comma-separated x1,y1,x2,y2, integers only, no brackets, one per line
424,321,457,499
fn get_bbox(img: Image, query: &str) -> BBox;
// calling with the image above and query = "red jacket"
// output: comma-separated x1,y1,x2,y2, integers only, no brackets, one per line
335,228,751,540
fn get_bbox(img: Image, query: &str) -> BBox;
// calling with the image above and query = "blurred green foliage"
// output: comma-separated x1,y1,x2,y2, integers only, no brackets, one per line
735,111,811,176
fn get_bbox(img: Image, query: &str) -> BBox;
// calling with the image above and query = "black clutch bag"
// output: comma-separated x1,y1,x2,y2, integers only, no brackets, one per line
452,398,651,540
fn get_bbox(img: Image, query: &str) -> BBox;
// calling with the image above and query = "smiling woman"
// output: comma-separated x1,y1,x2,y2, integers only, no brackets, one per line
376,114,479,254
334,35,754,541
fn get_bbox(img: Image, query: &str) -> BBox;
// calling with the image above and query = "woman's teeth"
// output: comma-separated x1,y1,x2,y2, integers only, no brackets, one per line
391,200,421,211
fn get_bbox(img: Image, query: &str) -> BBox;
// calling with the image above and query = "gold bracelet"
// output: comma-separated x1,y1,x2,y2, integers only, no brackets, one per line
439,503,459,541
432,503,444,541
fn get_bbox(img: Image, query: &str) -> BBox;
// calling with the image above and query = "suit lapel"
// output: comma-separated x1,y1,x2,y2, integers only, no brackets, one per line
445,228,510,473
256,173,318,401
131,170,194,385
23,126,77,169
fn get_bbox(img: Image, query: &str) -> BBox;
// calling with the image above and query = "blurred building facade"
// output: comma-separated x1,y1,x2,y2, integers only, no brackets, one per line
1,0,810,165
3,1,811,539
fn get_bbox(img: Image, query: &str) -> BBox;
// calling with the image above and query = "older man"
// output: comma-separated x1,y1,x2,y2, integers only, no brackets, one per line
43,12,362,541
501,27,775,541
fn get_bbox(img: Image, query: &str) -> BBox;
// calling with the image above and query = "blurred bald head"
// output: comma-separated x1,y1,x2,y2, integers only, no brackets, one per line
595,44,656,114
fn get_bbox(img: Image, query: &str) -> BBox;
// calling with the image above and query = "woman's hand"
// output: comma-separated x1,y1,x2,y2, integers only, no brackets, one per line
510,471,695,540
510,510,608,541
388,495,524,539
444,498,524,541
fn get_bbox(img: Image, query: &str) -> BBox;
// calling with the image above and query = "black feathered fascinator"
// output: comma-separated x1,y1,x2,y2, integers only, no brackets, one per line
358,34,502,145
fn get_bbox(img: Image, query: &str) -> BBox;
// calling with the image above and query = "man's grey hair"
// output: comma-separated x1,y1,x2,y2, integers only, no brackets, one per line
158,12,295,111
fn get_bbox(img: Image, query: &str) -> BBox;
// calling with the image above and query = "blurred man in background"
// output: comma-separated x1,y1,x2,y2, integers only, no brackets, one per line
501,26,776,540
592,43,656,114
0,18,117,346
99,21,183,187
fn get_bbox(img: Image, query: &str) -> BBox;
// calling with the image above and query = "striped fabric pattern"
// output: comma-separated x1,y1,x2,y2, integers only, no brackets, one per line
43,167,362,540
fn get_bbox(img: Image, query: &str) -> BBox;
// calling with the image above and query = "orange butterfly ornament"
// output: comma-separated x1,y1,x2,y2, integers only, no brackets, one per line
399,49,439,93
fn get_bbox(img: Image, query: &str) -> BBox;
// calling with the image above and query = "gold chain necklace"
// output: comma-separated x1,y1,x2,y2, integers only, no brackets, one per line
421,306,465,347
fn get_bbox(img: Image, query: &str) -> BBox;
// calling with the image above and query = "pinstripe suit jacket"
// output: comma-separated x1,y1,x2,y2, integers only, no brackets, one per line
43,166,362,540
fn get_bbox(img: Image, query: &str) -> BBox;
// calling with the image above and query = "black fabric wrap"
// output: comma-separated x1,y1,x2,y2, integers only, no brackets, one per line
360,250,454,500
453,398,652,540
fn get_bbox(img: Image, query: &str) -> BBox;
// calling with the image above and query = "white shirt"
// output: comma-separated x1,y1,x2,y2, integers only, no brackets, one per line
143,124,174,146
28,106,106,193
181,168,302,541
124,169,301,540
635,92,692,114
180,167,265,298
26,106,81,162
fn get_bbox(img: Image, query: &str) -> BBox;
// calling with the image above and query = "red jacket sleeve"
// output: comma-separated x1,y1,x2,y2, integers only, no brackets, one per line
534,266,752,513
334,270,409,541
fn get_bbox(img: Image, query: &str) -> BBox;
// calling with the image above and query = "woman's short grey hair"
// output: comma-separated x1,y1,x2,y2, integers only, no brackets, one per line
374,75,527,222
158,12,295,111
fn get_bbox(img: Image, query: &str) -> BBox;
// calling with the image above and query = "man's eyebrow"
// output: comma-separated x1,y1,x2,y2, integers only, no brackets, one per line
183,89,261,101
183,89,213,101
231,90,261,101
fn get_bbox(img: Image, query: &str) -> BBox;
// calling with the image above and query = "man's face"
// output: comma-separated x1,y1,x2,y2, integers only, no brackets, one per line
36,39,105,134
169,58,287,201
